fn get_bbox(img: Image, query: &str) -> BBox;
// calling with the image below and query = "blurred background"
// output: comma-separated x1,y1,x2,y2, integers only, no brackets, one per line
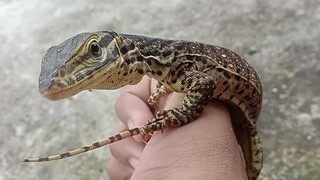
1,0,319,179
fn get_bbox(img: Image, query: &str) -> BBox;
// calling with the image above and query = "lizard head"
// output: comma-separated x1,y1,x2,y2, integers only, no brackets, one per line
39,31,143,100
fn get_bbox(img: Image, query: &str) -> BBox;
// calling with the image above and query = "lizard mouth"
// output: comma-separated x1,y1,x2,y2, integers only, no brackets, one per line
40,77,86,100
41,87,78,100
40,69,104,100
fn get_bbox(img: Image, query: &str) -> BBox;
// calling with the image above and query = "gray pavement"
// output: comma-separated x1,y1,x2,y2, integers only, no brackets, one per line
1,0,319,180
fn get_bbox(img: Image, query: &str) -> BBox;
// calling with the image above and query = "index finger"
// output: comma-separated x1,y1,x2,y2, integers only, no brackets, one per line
115,76,155,142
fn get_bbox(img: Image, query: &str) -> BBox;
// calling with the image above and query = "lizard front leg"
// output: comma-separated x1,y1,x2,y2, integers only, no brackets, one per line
145,71,215,131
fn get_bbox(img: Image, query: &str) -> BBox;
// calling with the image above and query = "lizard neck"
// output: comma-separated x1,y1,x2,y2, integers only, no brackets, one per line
117,34,175,83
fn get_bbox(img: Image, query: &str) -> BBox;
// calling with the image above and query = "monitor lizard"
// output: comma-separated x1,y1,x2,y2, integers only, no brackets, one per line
23,31,263,180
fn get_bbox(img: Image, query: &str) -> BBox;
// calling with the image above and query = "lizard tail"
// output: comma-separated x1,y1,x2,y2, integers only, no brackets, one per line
22,127,144,162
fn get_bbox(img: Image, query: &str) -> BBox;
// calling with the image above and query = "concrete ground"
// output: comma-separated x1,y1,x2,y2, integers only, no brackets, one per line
1,0,319,179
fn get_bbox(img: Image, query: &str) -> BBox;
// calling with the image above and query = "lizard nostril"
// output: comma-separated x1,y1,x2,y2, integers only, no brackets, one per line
58,68,67,77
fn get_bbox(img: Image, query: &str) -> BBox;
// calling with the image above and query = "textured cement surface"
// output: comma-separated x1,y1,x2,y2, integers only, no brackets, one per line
1,0,320,180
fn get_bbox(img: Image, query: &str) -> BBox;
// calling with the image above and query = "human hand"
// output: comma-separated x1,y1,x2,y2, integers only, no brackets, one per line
107,76,246,180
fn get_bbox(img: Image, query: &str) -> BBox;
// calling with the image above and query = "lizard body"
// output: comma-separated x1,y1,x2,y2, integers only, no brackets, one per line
24,31,263,180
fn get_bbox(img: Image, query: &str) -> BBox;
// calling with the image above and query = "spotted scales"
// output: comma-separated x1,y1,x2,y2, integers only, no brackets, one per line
23,31,263,180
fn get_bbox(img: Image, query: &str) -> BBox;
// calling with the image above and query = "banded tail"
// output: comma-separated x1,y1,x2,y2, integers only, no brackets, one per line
22,127,144,162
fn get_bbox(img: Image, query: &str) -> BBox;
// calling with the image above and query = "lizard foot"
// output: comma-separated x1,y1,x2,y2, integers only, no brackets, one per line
148,83,169,107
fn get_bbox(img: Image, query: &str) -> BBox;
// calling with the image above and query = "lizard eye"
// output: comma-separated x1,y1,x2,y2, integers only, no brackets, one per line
89,41,101,56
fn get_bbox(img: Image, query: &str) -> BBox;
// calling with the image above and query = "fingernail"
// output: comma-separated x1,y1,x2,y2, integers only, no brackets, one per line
127,119,135,129
129,158,139,168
